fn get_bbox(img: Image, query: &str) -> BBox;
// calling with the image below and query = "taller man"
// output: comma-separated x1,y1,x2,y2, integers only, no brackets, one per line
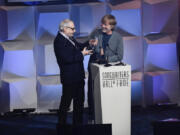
88,14,124,118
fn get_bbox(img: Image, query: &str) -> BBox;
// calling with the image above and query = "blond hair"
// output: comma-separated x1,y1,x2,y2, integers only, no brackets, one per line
101,14,117,29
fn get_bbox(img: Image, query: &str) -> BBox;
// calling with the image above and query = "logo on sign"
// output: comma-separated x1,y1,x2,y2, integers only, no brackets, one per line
102,71,130,88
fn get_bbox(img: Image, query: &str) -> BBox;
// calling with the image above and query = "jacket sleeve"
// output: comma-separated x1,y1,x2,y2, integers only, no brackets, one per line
75,40,89,51
108,36,123,62
54,38,84,64
89,28,99,39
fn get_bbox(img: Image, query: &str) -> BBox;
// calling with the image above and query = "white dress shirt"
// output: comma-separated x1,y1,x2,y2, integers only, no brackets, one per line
59,31,75,46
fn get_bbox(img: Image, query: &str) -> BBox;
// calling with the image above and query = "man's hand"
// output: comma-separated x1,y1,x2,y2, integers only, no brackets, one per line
100,48,104,55
89,39,98,46
81,47,93,56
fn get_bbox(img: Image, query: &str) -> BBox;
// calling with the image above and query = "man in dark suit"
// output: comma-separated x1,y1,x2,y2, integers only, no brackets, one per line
54,19,94,125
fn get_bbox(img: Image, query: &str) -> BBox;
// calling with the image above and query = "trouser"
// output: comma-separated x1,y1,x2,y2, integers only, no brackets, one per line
58,80,85,125
88,66,95,117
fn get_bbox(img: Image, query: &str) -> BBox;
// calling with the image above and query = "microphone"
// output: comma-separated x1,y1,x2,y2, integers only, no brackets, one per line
104,55,112,67
95,46,109,65
99,46,112,67
106,44,126,66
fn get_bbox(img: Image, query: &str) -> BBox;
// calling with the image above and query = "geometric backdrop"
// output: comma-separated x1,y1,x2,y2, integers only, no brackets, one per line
0,0,179,113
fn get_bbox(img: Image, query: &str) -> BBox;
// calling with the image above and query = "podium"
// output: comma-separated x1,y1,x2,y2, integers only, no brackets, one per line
91,63,131,135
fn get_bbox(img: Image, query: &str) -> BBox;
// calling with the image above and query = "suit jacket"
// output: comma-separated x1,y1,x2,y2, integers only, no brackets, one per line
54,32,88,84
89,29,123,63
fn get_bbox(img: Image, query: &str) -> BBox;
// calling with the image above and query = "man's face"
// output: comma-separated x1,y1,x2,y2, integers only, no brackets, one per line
101,21,113,34
63,21,76,37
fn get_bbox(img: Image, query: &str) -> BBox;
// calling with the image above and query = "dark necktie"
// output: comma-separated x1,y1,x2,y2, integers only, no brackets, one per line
69,37,78,48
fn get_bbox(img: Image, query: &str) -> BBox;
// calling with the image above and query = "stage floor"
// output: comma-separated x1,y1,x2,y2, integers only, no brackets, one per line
0,106,180,135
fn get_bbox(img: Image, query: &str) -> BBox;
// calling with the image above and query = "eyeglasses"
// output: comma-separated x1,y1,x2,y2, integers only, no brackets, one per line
66,26,76,31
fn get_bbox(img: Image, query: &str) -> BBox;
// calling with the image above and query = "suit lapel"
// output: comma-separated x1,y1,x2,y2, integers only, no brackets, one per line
59,33,77,49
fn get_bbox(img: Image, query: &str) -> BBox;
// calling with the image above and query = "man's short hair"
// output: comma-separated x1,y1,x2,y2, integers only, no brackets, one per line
101,14,117,29
59,19,72,31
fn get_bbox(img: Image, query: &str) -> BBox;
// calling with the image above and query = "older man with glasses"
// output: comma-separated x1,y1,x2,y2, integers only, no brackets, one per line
54,19,96,126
